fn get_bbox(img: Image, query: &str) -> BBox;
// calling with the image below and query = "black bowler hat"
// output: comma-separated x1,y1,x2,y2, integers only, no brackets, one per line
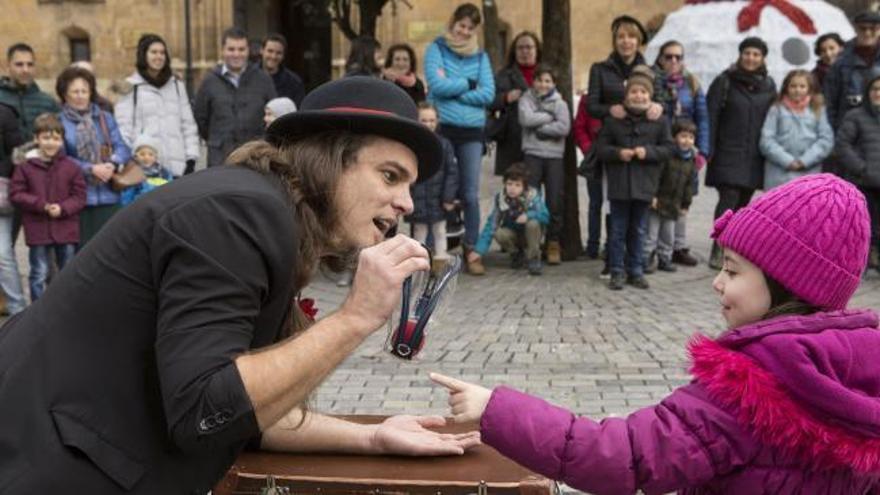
266,76,441,182
611,15,648,46
854,10,880,25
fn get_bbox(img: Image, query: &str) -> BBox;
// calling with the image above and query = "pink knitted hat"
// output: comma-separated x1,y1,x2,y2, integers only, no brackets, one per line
711,174,870,310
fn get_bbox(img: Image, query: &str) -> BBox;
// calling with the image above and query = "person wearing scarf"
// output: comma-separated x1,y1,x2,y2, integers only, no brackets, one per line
489,31,542,176
56,66,131,246
424,2,495,276
115,33,199,177
706,36,777,270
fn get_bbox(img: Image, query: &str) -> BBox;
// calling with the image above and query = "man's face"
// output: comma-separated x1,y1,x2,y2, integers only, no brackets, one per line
261,40,285,73
333,137,418,249
8,50,35,87
223,37,249,72
855,23,880,48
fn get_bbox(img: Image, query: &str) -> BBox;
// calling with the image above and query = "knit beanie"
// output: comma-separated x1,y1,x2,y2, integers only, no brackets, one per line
739,36,769,57
711,174,870,310
133,134,161,160
625,64,655,97
266,97,297,118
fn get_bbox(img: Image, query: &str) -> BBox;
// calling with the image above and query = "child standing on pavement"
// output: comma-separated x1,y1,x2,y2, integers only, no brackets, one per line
595,65,674,290
432,174,880,495
471,163,549,275
644,119,701,274
406,102,459,273
119,135,175,206
10,113,86,302
518,65,571,265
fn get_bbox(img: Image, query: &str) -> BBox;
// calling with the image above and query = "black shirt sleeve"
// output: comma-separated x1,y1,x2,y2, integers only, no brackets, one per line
150,189,295,454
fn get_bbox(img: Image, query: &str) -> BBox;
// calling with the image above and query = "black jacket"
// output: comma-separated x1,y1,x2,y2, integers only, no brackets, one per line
706,68,776,190
407,135,459,223
194,64,277,167
835,74,880,188
655,153,696,219
823,41,880,130
0,102,22,178
268,65,306,107
0,166,297,493
488,65,529,175
587,52,647,120
595,111,674,202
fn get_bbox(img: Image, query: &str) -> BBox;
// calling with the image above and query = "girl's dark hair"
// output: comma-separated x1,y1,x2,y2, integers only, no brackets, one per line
136,33,172,86
450,3,482,28
762,274,821,320
56,66,97,104
384,43,417,73
533,64,557,83
345,36,382,77
505,31,542,68
503,162,529,184
814,32,845,56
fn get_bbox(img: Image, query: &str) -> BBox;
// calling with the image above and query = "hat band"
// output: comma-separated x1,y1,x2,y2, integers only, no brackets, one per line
325,106,396,117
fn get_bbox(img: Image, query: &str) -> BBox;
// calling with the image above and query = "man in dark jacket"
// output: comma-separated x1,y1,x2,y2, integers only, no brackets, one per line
260,33,306,108
0,102,26,315
0,43,60,141
195,28,276,168
824,11,880,131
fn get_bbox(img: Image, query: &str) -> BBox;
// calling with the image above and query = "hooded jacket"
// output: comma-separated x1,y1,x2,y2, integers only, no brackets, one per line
424,36,495,130
480,310,880,495
115,72,200,177
835,71,880,189
518,88,571,159
474,187,549,256
0,77,59,140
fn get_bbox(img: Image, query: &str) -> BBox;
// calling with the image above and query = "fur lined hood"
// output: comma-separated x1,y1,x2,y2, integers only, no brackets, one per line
689,309,880,474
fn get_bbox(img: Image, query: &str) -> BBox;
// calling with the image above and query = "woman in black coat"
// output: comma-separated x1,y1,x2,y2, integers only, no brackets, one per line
706,37,777,268
488,31,542,176
0,78,478,494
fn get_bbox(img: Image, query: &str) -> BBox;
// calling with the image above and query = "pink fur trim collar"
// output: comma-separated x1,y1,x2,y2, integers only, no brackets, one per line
688,335,880,473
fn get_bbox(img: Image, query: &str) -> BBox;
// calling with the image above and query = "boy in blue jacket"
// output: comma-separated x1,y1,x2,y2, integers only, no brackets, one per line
472,163,549,275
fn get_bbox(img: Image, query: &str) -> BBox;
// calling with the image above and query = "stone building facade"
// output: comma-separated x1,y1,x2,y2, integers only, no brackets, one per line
0,0,684,101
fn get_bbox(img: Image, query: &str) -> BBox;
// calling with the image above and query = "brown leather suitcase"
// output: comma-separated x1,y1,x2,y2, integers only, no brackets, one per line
213,415,556,494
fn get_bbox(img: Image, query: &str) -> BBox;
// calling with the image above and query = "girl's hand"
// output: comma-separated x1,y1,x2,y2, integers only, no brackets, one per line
647,102,664,121
338,235,430,335
609,104,626,119
430,373,493,424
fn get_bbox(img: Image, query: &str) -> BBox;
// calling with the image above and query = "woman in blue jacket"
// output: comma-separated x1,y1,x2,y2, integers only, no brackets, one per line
424,2,494,275
57,66,131,246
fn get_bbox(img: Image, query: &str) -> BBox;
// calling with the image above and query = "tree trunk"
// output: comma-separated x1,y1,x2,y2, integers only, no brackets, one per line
482,0,504,70
359,0,390,39
542,0,581,260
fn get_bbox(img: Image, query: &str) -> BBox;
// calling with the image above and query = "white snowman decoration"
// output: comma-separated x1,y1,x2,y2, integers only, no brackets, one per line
646,0,855,87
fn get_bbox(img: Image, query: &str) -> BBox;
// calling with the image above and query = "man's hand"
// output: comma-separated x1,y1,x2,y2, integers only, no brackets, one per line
619,148,635,162
370,415,481,456
609,104,626,119
339,235,429,334
430,372,493,424
633,146,647,160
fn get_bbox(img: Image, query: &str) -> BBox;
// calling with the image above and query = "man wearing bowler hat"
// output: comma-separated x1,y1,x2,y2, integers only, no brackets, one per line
0,77,479,493
824,10,880,131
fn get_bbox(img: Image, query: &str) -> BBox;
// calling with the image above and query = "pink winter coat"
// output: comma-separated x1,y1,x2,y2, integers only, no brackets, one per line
481,310,880,494
11,155,86,246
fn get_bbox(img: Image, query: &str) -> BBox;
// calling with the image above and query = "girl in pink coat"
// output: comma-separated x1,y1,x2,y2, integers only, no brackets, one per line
433,173,880,494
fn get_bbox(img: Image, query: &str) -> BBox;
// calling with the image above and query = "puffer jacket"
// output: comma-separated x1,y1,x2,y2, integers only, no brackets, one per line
481,310,880,495
115,73,200,177
759,102,833,190
406,136,459,224
0,77,59,140
518,88,570,159
474,187,549,256
595,110,674,202
424,36,494,129
194,64,276,167
60,104,132,206
836,72,880,189
653,67,710,154
706,68,776,190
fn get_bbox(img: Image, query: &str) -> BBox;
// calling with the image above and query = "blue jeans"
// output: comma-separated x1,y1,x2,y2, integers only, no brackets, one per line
450,140,484,248
29,243,76,302
609,199,649,278
0,215,25,314
586,171,604,256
